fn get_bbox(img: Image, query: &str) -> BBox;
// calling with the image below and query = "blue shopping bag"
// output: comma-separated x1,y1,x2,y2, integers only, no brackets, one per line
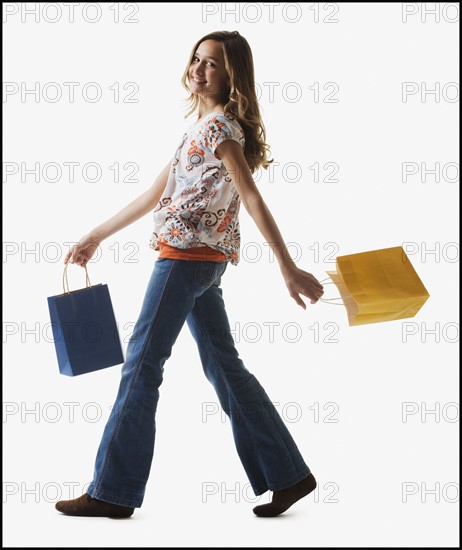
47,264,125,376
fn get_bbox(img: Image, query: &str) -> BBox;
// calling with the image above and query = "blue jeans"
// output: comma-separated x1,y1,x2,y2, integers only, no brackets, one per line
87,258,311,508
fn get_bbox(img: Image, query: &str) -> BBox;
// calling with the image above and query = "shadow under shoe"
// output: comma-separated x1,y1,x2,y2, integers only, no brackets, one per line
253,473,317,517
55,492,134,518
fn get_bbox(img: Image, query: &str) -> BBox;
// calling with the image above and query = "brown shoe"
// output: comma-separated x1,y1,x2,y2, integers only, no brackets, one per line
252,473,317,517
55,492,134,518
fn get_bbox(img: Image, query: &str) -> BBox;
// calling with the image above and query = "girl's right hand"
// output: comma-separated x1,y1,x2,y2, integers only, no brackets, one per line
64,232,101,267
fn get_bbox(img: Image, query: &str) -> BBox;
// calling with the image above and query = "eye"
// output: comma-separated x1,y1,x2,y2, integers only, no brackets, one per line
192,56,215,67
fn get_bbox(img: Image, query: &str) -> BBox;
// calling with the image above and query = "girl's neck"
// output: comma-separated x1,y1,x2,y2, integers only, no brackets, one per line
198,103,226,121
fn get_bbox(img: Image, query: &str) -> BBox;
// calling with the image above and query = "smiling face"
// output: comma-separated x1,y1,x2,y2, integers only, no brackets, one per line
188,40,230,103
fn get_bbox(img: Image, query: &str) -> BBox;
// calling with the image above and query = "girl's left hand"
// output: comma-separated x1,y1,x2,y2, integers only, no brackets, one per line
283,266,325,310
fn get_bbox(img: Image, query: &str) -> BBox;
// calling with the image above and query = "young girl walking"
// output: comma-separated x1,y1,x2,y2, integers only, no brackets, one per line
55,30,324,519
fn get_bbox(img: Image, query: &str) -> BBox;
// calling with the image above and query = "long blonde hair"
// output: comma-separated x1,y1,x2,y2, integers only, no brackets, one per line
181,30,273,175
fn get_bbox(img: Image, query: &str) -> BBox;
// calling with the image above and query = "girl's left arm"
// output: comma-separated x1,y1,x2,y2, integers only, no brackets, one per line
216,140,324,309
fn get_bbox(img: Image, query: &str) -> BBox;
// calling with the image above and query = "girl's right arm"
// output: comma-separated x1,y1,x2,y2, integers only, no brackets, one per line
64,160,172,266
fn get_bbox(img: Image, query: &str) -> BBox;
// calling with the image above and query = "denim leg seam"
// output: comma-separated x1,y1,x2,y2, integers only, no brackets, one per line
191,307,267,492
93,259,178,498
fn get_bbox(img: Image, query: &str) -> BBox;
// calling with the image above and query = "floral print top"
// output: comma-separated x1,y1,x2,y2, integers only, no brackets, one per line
149,111,245,266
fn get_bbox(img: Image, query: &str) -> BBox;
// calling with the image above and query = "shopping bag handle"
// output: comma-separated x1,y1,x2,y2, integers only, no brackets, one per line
316,277,345,306
63,262,92,294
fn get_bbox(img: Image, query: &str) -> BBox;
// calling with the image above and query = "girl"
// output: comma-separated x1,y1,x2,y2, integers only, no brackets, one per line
55,30,324,519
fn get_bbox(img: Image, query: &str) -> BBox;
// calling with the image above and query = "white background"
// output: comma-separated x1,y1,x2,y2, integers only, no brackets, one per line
3,2,459,547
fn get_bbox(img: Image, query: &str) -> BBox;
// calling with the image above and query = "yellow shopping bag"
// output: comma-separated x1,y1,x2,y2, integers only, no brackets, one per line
321,246,430,326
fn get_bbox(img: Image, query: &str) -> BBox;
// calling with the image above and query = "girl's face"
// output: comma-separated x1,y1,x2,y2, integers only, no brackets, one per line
189,40,229,102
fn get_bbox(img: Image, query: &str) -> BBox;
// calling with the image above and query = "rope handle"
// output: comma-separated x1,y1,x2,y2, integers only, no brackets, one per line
63,262,92,294
317,277,345,306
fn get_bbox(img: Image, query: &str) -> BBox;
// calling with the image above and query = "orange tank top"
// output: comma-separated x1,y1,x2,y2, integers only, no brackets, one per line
158,241,226,262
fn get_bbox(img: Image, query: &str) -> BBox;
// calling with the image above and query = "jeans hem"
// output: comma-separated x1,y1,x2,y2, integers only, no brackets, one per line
252,485,270,497
87,485,143,509
266,466,311,492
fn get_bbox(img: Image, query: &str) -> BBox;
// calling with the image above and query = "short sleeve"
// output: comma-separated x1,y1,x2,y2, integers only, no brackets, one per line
203,114,245,159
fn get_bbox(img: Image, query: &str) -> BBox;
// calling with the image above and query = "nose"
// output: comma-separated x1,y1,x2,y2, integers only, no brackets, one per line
193,60,206,74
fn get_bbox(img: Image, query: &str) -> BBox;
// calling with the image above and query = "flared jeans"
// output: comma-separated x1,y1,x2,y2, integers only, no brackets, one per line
87,258,311,508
